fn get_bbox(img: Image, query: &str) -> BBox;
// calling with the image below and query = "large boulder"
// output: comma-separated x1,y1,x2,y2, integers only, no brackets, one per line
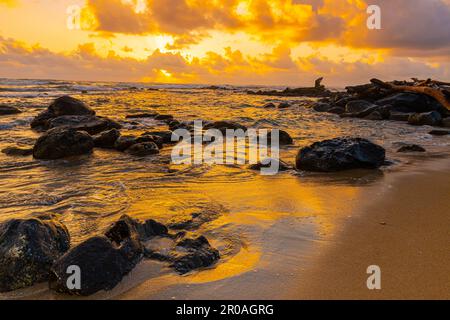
93,129,121,149
33,128,94,160
170,236,220,274
296,137,386,172
377,93,446,114
47,115,121,135
408,111,442,126
31,96,94,129
0,105,21,115
345,100,375,114
0,217,70,292
50,215,167,296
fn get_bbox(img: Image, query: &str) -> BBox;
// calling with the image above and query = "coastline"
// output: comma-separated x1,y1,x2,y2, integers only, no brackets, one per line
293,157,450,300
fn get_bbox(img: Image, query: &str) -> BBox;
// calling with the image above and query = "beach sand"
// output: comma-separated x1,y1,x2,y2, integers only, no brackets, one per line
293,158,450,300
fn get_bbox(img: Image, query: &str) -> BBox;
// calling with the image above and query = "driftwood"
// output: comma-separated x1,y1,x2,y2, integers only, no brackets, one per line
371,78,450,110
247,78,331,97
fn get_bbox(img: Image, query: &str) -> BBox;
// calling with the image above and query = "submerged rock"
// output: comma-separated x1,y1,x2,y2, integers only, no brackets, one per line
125,142,160,156
33,128,94,160
263,103,276,109
0,217,70,292
429,130,450,136
143,131,177,144
265,130,293,146
93,129,121,149
278,102,291,109
248,158,291,172
1,146,33,156
408,111,442,126
397,144,426,153
170,236,220,274
125,113,158,119
0,105,22,115
204,121,247,133
296,137,386,172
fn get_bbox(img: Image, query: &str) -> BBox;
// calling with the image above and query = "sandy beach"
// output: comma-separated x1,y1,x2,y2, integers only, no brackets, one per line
294,157,450,300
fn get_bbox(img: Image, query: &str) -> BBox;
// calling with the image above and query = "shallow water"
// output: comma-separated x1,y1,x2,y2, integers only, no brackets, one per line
0,79,449,299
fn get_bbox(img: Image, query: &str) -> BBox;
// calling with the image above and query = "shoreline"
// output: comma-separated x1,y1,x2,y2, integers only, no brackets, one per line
292,157,450,300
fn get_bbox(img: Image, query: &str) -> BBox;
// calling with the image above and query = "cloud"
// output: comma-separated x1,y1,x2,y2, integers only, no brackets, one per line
1,36,448,86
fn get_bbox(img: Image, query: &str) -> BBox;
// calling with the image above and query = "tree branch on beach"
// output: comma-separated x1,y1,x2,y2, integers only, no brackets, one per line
371,78,450,110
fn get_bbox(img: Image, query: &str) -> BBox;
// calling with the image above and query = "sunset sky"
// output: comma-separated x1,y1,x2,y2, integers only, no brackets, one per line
0,0,449,86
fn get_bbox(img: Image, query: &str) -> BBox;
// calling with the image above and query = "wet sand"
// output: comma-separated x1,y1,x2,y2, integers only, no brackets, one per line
294,158,450,300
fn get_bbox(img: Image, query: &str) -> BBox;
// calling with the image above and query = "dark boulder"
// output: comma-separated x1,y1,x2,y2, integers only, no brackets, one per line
328,107,345,115
125,113,158,119
125,142,159,156
33,128,94,160
263,103,276,109
93,129,121,149
50,215,167,296
1,146,33,156
397,144,426,153
265,130,293,146
312,102,332,112
278,102,291,109
204,121,247,132
0,217,70,292
0,105,21,115
389,112,412,122
345,100,375,114
248,158,291,172
50,236,139,296
364,111,383,121
296,137,386,172
49,96,95,117
46,115,122,135
429,130,450,136
143,131,177,144
442,118,450,128
408,111,442,126
377,93,446,114
154,114,174,122
31,96,94,129
114,135,138,152
170,236,220,274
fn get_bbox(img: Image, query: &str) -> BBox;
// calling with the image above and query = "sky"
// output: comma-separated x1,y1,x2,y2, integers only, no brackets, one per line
0,0,449,86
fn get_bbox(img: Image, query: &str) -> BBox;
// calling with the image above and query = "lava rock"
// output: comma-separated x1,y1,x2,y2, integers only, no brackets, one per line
93,129,121,149
364,111,383,121
442,118,450,128
105,215,168,243
50,236,140,296
266,130,293,146
154,114,174,122
125,142,159,156
278,102,291,109
296,137,386,172
345,100,376,114
397,144,426,153
377,93,445,114
312,102,332,112
429,130,450,136
31,96,94,129
204,121,247,133
0,217,70,292
125,113,158,119
143,131,177,144
389,112,412,122
0,105,22,115
408,111,442,126
170,236,220,274
46,115,122,135
33,128,94,160
327,107,345,115
248,158,291,172
1,146,33,156
263,103,276,109
114,135,138,152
